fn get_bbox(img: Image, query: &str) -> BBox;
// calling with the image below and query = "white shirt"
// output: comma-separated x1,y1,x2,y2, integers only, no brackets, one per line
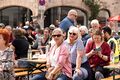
50,46,60,67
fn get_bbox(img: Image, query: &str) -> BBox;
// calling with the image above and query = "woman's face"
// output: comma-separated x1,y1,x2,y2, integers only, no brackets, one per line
52,30,63,44
69,30,78,42
88,30,93,37
80,30,85,36
93,35,102,43
44,29,49,36
0,34,5,45
92,24,99,30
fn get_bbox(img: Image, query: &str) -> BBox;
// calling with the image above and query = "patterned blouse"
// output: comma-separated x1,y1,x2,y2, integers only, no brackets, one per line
0,47,15,80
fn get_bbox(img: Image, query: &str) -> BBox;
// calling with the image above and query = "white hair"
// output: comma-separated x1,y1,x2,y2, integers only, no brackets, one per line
90,19,99,26
52,28,64,35
68,9,77,16
67,26,81,43
79,26,88,33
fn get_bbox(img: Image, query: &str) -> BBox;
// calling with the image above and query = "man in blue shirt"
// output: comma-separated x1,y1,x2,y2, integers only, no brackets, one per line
59,9,78,34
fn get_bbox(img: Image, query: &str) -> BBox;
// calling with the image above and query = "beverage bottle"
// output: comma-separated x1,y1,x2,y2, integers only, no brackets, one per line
27,45,32,60
38,37,44,54
45,44,49,54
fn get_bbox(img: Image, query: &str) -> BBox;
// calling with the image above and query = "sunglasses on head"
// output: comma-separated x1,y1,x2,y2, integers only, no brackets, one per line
52,34,62,37
69,32,77,36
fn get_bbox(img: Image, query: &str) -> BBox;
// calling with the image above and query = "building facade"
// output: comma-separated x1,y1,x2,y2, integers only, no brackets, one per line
0,0,119,28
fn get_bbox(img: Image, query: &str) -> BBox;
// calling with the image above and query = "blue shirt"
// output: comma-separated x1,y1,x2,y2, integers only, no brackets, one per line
59,17,74,33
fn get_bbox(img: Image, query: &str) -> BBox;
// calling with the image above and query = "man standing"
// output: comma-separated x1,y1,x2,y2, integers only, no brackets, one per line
59,9,78,33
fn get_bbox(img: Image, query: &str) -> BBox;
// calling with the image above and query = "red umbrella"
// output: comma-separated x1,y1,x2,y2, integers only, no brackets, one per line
108,15,120,21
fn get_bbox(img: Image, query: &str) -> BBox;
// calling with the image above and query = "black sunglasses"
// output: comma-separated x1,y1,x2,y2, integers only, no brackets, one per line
69,32,77,36
52,34,62,37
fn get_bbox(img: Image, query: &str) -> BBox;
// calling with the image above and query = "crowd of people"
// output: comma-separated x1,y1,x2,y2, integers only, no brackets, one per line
0,9,120,80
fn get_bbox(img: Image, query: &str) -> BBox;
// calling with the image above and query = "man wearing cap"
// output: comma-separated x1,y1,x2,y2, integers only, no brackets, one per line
49,24,55,35
59,9,78,33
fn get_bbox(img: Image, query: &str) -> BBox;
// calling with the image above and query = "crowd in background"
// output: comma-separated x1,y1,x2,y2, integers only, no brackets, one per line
0,9,120,80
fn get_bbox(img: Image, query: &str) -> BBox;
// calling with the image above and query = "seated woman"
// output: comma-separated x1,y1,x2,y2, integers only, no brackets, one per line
12,28,29,59
32,28,72,80
0,29,15,80
64,27,92,80
85,30,111,80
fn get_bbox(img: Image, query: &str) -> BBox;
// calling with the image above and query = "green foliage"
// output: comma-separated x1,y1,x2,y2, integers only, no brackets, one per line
84,0,100,20
84,0,93,6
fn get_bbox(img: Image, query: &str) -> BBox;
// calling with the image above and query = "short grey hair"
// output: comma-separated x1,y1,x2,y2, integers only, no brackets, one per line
68,9,77,16
91,19,99,26
79,26,88,33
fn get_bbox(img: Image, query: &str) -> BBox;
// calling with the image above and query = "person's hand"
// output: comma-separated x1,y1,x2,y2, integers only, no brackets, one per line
47,67,54,72
75,68,82,75
96,51,102,58
14,60,18,67
46,63,50,69
28,35,34,40
46,72,53,80
90,50,96,56
90,64,95,68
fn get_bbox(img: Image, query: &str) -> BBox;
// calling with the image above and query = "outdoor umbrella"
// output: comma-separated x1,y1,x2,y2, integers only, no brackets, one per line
108,15,120,21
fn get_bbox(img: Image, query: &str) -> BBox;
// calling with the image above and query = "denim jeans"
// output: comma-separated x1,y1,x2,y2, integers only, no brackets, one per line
72,61,92,80
57,74,72,80
72,67,88,80
31,72,47,80
31,71,71,80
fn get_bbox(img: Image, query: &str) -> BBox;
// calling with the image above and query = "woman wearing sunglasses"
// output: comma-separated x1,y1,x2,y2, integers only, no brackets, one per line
32,28,72,80
64,27,92,80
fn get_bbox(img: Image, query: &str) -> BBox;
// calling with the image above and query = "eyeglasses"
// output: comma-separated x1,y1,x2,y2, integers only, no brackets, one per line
69,32,77,36
74,15,77,17
71,14,77,17
52,34,62,38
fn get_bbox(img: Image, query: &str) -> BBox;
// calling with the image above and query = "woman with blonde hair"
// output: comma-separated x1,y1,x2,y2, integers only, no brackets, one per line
64,27,92,80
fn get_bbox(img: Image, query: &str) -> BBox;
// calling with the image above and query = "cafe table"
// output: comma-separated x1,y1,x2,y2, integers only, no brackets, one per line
18,57,47,80
31,49,40,53
104,63,120,80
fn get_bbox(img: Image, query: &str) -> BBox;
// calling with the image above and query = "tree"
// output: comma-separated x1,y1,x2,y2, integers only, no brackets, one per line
84,0,100,20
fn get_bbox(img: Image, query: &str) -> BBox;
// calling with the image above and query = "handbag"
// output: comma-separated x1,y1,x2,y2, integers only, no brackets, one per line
45,67,61,80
